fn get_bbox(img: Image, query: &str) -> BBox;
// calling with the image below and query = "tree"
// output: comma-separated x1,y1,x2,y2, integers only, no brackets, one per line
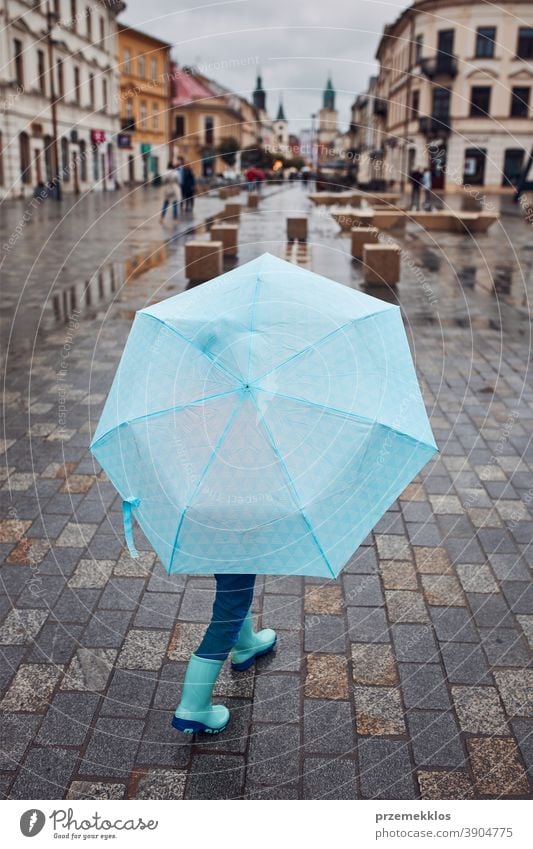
217,137,240,166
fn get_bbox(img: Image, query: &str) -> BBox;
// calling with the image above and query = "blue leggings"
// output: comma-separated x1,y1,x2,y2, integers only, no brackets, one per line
196,573,256,661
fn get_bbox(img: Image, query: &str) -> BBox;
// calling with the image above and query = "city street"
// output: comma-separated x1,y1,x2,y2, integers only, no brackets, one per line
1,182,532,799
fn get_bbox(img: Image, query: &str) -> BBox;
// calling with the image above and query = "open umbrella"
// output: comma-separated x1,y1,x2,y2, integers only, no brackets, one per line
90,253,437,577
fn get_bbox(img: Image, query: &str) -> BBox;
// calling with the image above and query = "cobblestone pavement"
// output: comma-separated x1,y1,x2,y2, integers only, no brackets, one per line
1,184,532,799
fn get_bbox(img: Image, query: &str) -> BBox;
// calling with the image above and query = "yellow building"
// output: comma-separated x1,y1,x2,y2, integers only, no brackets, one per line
116,25,172,184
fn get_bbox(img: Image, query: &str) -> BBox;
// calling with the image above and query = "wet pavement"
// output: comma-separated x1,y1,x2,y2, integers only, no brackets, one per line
1,183,532,799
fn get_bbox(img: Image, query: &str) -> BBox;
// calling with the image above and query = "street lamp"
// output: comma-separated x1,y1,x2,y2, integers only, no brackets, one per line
46,2,61,200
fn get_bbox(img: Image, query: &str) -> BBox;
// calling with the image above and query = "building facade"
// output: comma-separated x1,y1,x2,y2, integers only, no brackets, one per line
370,0,533,189
115,25,172,185
0,0,124,198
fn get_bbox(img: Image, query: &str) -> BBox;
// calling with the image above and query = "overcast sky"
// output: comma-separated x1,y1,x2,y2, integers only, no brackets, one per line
119,0,409,133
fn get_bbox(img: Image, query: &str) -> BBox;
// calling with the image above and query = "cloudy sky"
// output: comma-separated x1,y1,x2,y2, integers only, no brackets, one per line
120,0,409,133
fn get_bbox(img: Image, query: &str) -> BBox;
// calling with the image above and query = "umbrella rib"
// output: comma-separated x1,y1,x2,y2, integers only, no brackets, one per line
90,388,242,449
250,393,336,579
169,393,245,569
250,307,394,386
246,272,261,384
142,312,243,386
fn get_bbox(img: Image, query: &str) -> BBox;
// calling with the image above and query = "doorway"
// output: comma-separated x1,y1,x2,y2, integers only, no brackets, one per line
463,148,486,185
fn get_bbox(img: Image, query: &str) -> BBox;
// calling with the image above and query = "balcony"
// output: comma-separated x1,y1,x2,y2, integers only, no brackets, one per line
373,98,388,118
121,117,136,132
419,116,451,137
420,54,458,79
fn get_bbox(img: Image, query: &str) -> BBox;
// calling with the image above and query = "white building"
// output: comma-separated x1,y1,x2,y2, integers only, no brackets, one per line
0,0,124,198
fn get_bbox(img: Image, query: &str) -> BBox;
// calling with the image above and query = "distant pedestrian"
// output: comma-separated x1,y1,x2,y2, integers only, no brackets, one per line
160,161,180,223
178,156,196,213
422,167,433,211
409,167,423,210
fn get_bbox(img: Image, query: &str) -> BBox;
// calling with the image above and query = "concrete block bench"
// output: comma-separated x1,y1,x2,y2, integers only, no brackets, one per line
351,226,379,259
332,209,373,231
411,211,454,230
363,243,401,285
210,224,239,256
247,193,259,209
452,211,499,233
287,217,308,242
223,203,241,222
185,241,223,283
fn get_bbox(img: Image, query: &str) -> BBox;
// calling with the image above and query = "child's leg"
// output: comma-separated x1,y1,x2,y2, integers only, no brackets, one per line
195,573,256,661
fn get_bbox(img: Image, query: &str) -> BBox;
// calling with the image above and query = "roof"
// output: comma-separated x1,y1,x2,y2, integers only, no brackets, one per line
276,101,286,121
170,65,215,107
117,24,172,50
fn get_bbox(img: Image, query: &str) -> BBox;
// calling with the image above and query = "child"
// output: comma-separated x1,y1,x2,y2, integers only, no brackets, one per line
159,161,181,223
172,574,276,733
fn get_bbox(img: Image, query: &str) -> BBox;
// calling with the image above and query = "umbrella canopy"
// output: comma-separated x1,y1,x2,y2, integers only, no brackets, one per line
90,253,437,578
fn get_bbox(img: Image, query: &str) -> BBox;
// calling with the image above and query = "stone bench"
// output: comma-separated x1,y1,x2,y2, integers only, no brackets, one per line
452,211,499,233
411,211,455,230
332,209,372,231
373,210,406,231
223,202,241,222
185,241,223,283
363,243,401,285
247,193,259,209
287,217,308,242
351,226,379,259
210,224,238,256
334,209,406,231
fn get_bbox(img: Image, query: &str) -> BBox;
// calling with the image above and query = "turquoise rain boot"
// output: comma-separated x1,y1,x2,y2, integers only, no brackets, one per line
230,612,277,671
172,654,230,734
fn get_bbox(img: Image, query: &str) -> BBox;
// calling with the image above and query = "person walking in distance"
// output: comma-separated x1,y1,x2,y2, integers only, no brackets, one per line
409,166,423,211
178,156,196,213
159,161,181,223
422,166,433,211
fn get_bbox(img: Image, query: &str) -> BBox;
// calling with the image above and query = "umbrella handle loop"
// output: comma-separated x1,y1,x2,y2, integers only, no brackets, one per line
123,497,141,559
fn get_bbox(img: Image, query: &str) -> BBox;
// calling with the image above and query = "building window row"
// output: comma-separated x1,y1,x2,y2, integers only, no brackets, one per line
414,25,533,62
17,132,112,188
122,48,159,82
470,85,530,118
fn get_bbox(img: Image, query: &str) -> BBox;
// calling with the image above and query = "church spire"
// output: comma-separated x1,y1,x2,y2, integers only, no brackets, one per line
253,73,266,112
276,100,286,121
323,77,335,110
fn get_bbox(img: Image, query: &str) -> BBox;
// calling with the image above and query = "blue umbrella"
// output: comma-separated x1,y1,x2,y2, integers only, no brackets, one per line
90,253,437,577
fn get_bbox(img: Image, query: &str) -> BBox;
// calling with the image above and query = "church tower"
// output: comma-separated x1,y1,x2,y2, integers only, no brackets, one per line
273,100,289,150
317,76,338,158
252,74,266,113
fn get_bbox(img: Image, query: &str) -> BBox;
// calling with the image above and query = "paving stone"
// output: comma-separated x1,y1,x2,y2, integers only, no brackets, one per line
467,593,514,628
0,609,47,645
354,686,405,735
391,624,438,663
303,699,355,755
186,753,246,799
516,615,533,650
252,673,301,723
430,606,479,642
134,592,181,628
408,711,464,768
305,654,348,700
100,668,157,718
16,574,66,609
304,584,343,614
343,574,384,606
247,723,300,786
480,627,531,666
351,643,398,685
82,609,132,648
167,622,208,661
1,663,62,711
451,686,508,734
398,663,451,710
445,537,485,564
134,768,187,799
36,692,100,745
262,593,301,630
375,535,411,560
263,575,303,594
8,746,79,799
0,713,41,770
344,547,378,574
379,561,418,590
303,757,358,799
66,781,126,799
114,550,155,577
213,661,255,699
417,770,475,799
467,737,529,796
39,547,84,576
98,578,145,611
195,698,252,756
56,522,98,547
494,670,533,717
385,590,429,622
117,629,169,670
489,555,530,581
346,606,389,643
304,615,346,653
456,563,499,593
52,588,101,624
68,558,114,588
359,738,416,799
260,629,301,672
420,574,466,606
511,720,533,780
501,581,533,614
441,642,492,685
27,621,84,663
134,708,191,768
79,717,144,778
61,648,117,692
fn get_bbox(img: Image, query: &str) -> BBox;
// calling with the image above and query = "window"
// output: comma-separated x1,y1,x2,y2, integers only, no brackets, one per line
19,132,31,184
92,143,99,180
70,0,77,31
79,139,87,181
37,49,46,96
123,48,131,74
13,39,24,87
102,78,108,109
174,115,185,138
517,27,533,59
411,89,420,117
414,34,423,64
502,149,524,186
470,85,491,117
437,29,454,56
53,0,60,17
204,116,214,144
151,58,158,81
86,7,92,41
61,137,70,180
57,59,64,98
73,65,80,104
152,103,158,130
432,86,451,122
510,86,530,117
475,27,496,58
88,72,94,106
140,100,147,128
138,54,145,78
100,16,105,45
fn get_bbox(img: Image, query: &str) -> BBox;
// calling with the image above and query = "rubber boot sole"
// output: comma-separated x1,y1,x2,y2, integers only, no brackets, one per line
231,636,277,672
171,715,229,735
